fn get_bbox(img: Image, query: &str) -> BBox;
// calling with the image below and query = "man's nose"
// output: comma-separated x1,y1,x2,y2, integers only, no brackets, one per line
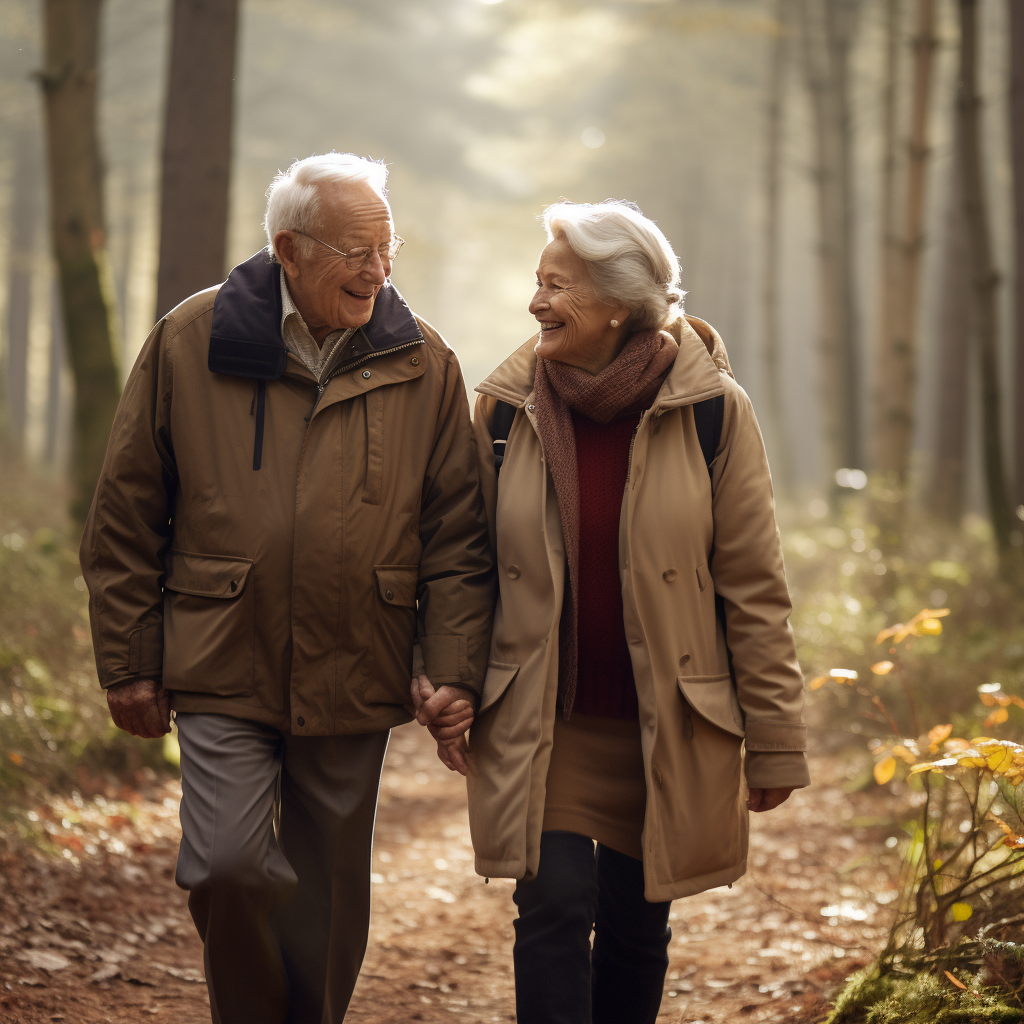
362,253,388,285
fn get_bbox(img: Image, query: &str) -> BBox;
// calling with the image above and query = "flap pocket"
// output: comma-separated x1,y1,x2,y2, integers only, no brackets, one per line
478,661,520,714
677,673,744,737
164,550,252,599
374,565,418,607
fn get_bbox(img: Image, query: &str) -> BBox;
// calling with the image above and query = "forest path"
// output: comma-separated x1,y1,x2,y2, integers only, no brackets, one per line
0,724,899,1024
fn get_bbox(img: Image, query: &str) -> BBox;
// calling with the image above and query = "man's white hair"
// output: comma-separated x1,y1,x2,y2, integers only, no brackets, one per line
542,200,684,332
264,153,389,258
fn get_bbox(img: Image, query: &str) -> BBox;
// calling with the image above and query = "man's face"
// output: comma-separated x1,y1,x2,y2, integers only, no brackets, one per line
277,180,395,334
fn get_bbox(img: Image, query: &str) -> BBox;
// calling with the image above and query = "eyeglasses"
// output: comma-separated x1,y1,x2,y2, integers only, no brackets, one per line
292,231,405,270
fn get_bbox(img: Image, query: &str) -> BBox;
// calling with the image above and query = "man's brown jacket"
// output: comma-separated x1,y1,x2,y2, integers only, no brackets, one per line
80,250,494,735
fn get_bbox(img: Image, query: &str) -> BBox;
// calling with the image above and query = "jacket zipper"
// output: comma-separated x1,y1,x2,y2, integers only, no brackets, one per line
301,338,425,424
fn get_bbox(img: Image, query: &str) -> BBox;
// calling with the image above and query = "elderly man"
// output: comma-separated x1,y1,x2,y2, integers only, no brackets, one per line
80,153,493,1023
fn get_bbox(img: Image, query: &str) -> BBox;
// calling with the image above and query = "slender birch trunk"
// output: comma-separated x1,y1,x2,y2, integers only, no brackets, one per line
40,0,122,523
1010,0,1024,515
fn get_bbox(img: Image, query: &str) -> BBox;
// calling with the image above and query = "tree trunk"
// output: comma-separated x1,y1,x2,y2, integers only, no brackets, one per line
762,0,793,495
798,0,864,483
40,0,122,524
1010,0,1024,514
874,0,937,503
4,129,42,450
930,114,972,525
155,0,240,320
45,280,66,466
872,0,904,481
957,0,1014,551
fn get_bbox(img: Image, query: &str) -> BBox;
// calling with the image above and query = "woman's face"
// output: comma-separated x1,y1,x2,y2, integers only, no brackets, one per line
529,236,631,374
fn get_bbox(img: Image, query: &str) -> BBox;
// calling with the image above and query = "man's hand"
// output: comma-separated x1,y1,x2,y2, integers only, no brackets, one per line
106,678,171,738
747,787,795,813
410,675,475,776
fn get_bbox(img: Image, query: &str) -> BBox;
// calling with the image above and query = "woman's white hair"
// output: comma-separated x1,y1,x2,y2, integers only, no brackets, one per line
264,153,389,258
542,200,684,332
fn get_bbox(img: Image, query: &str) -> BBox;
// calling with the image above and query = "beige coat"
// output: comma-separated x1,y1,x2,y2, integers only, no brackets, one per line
466,315,808,902
81,250,493,736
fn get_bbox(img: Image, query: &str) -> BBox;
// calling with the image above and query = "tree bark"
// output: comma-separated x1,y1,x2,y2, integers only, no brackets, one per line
957,0,1014,551
798,0,864,482
874,0,937,502
4,129,42,450
1010,0,1024,513
930,114,972,525
155,0,240,320
762,0,794,495
40,0,122,523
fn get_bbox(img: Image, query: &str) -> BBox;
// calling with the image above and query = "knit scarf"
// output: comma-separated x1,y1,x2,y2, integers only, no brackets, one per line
533,328,679,718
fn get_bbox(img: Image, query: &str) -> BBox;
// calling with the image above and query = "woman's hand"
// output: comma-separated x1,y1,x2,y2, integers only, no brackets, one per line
435,735,470,776
410,675,475,775
747,787,795,812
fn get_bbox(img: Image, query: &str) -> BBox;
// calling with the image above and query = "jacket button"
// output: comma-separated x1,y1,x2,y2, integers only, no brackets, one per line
362,370,372,379
679,653,691,667
410,356,420,366
297,716,305,727
385,588,394,601
507,564,520,579
527,403,536,411
662,568,677,582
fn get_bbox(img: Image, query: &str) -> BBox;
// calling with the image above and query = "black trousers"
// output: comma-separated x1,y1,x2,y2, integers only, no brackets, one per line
512,831,672,1024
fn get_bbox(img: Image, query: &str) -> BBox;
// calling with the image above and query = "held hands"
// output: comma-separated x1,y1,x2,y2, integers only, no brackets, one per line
747,787,795,813
106,678,171,738
410,674,475,777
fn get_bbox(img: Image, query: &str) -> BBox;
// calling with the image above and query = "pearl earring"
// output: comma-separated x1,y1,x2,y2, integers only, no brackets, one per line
610,319,620,328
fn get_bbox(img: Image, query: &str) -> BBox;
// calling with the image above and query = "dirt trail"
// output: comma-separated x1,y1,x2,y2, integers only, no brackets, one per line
1,724,901,1023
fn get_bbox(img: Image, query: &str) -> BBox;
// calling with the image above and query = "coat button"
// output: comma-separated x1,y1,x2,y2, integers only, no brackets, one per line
362,370,372,379
297,716,305,727
507,564,520,579
527,403,536,411
385,588,394,601
679,653,691,667
410,356,420,366
662,568,677,582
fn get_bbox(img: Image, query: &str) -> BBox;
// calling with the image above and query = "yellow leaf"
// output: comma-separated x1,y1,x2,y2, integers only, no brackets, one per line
918,608,951,619
984,708,1010,728
951,902,973,922
988,749,1015,772
874,756,897,785
928,724,953,747
808,676,828,691
871,661,895,676
892,745,917,764
980,692,999,707
8,752,23,766
944,970,967,990
916,618,943,636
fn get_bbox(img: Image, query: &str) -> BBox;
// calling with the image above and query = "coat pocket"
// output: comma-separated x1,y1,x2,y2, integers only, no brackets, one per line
478,661,520,714
367,565,419,698
676,673,745,738
163,551,254,696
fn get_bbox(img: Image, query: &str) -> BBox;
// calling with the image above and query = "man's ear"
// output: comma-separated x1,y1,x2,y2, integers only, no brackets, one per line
274,231,300,279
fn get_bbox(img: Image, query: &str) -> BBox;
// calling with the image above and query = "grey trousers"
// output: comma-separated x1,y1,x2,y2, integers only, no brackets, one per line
174,712,389,1024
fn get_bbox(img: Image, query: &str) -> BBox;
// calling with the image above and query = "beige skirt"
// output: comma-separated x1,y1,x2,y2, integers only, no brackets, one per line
541,711,647,861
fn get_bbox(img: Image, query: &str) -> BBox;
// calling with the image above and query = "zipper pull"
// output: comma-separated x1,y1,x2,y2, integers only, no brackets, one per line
305,383,325,423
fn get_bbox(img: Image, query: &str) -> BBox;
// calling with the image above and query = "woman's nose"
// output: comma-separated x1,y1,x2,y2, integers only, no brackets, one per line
528,291,548,315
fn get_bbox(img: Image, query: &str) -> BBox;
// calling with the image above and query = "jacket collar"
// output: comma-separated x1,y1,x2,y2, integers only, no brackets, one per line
208,249,423,380
475,314,731,412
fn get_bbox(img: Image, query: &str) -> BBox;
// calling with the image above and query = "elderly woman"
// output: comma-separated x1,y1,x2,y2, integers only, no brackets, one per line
421,200,809,1023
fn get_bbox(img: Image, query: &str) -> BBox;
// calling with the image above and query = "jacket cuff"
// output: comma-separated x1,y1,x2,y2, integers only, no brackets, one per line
744,719,807,752
99,623,163,689
419,634,480,695
411,643,425,678
745,750,810,789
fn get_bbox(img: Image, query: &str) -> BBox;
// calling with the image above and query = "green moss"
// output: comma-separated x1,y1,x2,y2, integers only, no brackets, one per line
827,966,1024,1024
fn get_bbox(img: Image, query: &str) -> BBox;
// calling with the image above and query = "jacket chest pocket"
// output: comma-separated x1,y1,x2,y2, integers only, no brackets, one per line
362,389,384,505
162,551,254,696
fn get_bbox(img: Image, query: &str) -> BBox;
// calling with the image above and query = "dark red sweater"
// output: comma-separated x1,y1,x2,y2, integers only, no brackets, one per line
569,409,641,719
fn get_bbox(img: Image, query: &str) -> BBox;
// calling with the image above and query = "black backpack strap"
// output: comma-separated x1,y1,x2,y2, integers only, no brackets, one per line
491,400,518,474
692,394,724,476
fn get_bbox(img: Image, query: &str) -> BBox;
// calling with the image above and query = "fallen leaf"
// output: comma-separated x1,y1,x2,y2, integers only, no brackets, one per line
874,757,897,785
90,964,120,983
944,970,967,990
951,903,973,922
984,708,1010,728
19,950,70,972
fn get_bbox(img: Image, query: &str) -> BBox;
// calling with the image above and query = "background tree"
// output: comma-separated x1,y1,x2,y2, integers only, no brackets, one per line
798,0,865,480
39,0,121,523
873,0,937,518
957,0,1014,556
154,0,240,319
1010,0,1024,514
